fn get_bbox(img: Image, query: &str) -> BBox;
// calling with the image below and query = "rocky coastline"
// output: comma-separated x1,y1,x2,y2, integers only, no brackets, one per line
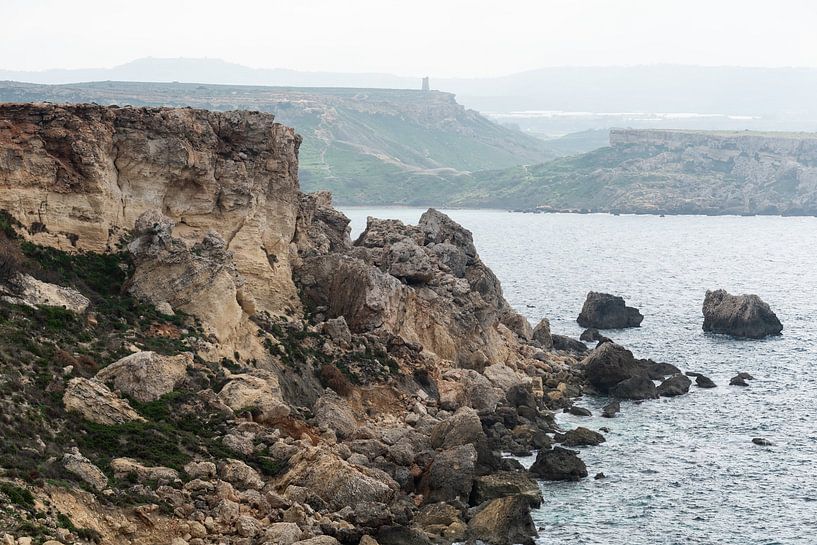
0,104,726,545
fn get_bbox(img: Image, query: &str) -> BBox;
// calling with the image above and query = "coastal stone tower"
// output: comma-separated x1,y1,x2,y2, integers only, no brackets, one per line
422,76,430,91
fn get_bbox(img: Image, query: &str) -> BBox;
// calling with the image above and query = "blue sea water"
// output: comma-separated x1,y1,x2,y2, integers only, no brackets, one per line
343,208,817,545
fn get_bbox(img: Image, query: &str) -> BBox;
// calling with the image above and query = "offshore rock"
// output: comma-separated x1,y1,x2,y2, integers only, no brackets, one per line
582,342,642,394
657,374,692,397
610,376,658,400
702,289,783,338
577,291,643,329
529,446,588,481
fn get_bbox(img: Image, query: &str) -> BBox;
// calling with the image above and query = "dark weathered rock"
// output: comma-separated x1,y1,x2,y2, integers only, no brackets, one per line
601,400,620,418
636,359,682,380
376,525,433,545
551,334,588,354
558,427,606,447
429,407,485,450
529,447,588,481
730,375,749,386
735,371,755,380
702,289,782,338
577,291,643,329
657,374,692,397
421,445,477,503
579,327,603,342
471,471,543,507
695,375,717,388
567,405,592,417
752,438,772,446
466,495,537,545
610,376,658,400
582,342,642,394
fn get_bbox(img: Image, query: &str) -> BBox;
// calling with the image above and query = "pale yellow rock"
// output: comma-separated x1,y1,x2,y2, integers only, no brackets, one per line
63,378,145,425
95,351,192,403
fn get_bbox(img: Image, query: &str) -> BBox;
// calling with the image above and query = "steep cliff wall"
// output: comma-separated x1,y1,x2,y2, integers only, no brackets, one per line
0,103,302,312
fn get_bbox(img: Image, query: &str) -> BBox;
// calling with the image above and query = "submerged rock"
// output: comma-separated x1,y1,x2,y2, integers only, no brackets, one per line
601,400,620,418
657,374,692,397
557,427,606,447
577,291,643,329
702,289,782,338
529,446,588,481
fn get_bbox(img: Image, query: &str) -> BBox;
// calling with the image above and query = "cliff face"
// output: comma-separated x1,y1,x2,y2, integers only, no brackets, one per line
0,103,302,312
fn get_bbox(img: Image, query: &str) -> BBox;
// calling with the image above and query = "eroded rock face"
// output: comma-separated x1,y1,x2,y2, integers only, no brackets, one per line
702,289,783,338
466,495,537,545
0,273,90,313
577,292,643,329
0,103,302,313
296,209,529,366
217,370,290,421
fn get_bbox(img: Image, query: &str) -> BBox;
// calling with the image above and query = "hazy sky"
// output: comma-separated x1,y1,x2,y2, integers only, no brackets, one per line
4,0,817,77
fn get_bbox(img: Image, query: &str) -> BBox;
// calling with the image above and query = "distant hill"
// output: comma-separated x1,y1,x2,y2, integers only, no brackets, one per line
447,129,817,215
7,58,817,135
0,80,556,203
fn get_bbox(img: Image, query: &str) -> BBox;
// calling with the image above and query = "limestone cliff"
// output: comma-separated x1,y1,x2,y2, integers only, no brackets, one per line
0,103,302,312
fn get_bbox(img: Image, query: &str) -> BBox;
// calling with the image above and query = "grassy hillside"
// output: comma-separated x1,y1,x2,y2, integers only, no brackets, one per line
0,81,553,204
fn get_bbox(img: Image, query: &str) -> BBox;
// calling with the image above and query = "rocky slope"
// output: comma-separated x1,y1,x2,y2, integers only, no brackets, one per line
0,102,598,545
453,129,817,215
0,103,701,545
0,81,553,205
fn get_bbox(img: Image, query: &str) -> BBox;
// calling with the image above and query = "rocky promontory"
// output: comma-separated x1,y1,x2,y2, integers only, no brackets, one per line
0,103,603,545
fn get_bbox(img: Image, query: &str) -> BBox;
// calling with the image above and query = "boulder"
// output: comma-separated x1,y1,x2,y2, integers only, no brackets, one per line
217,370,290,421
657,374,692,397
62,449,108,491
292,538,341,545
531,318,553,349
500,311,533,341
579,327,607,342
730,375,749,386
384,239,435,284
421,444,477,503
582,342,642,394
1,273,90,314
319,316,352,345
430,407,485,450
696,375,717,388
636,359,682,380
471,472,543,507
438,369,503,412
610,376,658,400
529,447,587,481
219,459,264,490
414,502,465,540
263,523,304,545
558,427,606,447
551,335,588,354
95,351,192,402
375,526,432,545
313,389,358,439
577,292,643,329
601,400,620,418
752,438,772,446
702,289,782,338
466,495,537,545
110,458,179,484
567,405,592,417
278,448,397,511
63,378,145,425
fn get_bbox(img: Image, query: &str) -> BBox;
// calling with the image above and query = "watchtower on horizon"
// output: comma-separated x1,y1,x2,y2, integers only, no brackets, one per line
421,77,430,91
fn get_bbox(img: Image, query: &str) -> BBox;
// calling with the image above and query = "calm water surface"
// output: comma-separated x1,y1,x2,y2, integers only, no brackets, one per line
342,208,817,545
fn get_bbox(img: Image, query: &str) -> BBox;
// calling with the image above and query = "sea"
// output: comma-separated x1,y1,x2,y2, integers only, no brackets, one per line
342,207,817,545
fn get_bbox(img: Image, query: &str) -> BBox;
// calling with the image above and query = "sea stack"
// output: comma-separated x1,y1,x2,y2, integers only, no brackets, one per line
702,289,782,339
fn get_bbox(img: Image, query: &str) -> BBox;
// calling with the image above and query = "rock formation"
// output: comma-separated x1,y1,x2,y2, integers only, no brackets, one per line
577,291,643,329
702,289,783,338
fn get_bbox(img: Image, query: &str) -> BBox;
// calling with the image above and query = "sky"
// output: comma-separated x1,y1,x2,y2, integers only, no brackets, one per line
3,0,817,77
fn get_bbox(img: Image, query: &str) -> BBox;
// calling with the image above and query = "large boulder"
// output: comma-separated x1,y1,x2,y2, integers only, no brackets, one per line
62,449,108,491
63,378,145,425
529,447,587,481
420,444,477,503
610,376,658,400
0,273,90,314
95,351,192,402
702,289,782,338
558,427,606,447
471,471,543,507
217,370,290,421
531,318,553,349
466,495,537,545
430,407,485,450
582,342,642,394
551,335,588,355
313,389,358,439
577,291,643,329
